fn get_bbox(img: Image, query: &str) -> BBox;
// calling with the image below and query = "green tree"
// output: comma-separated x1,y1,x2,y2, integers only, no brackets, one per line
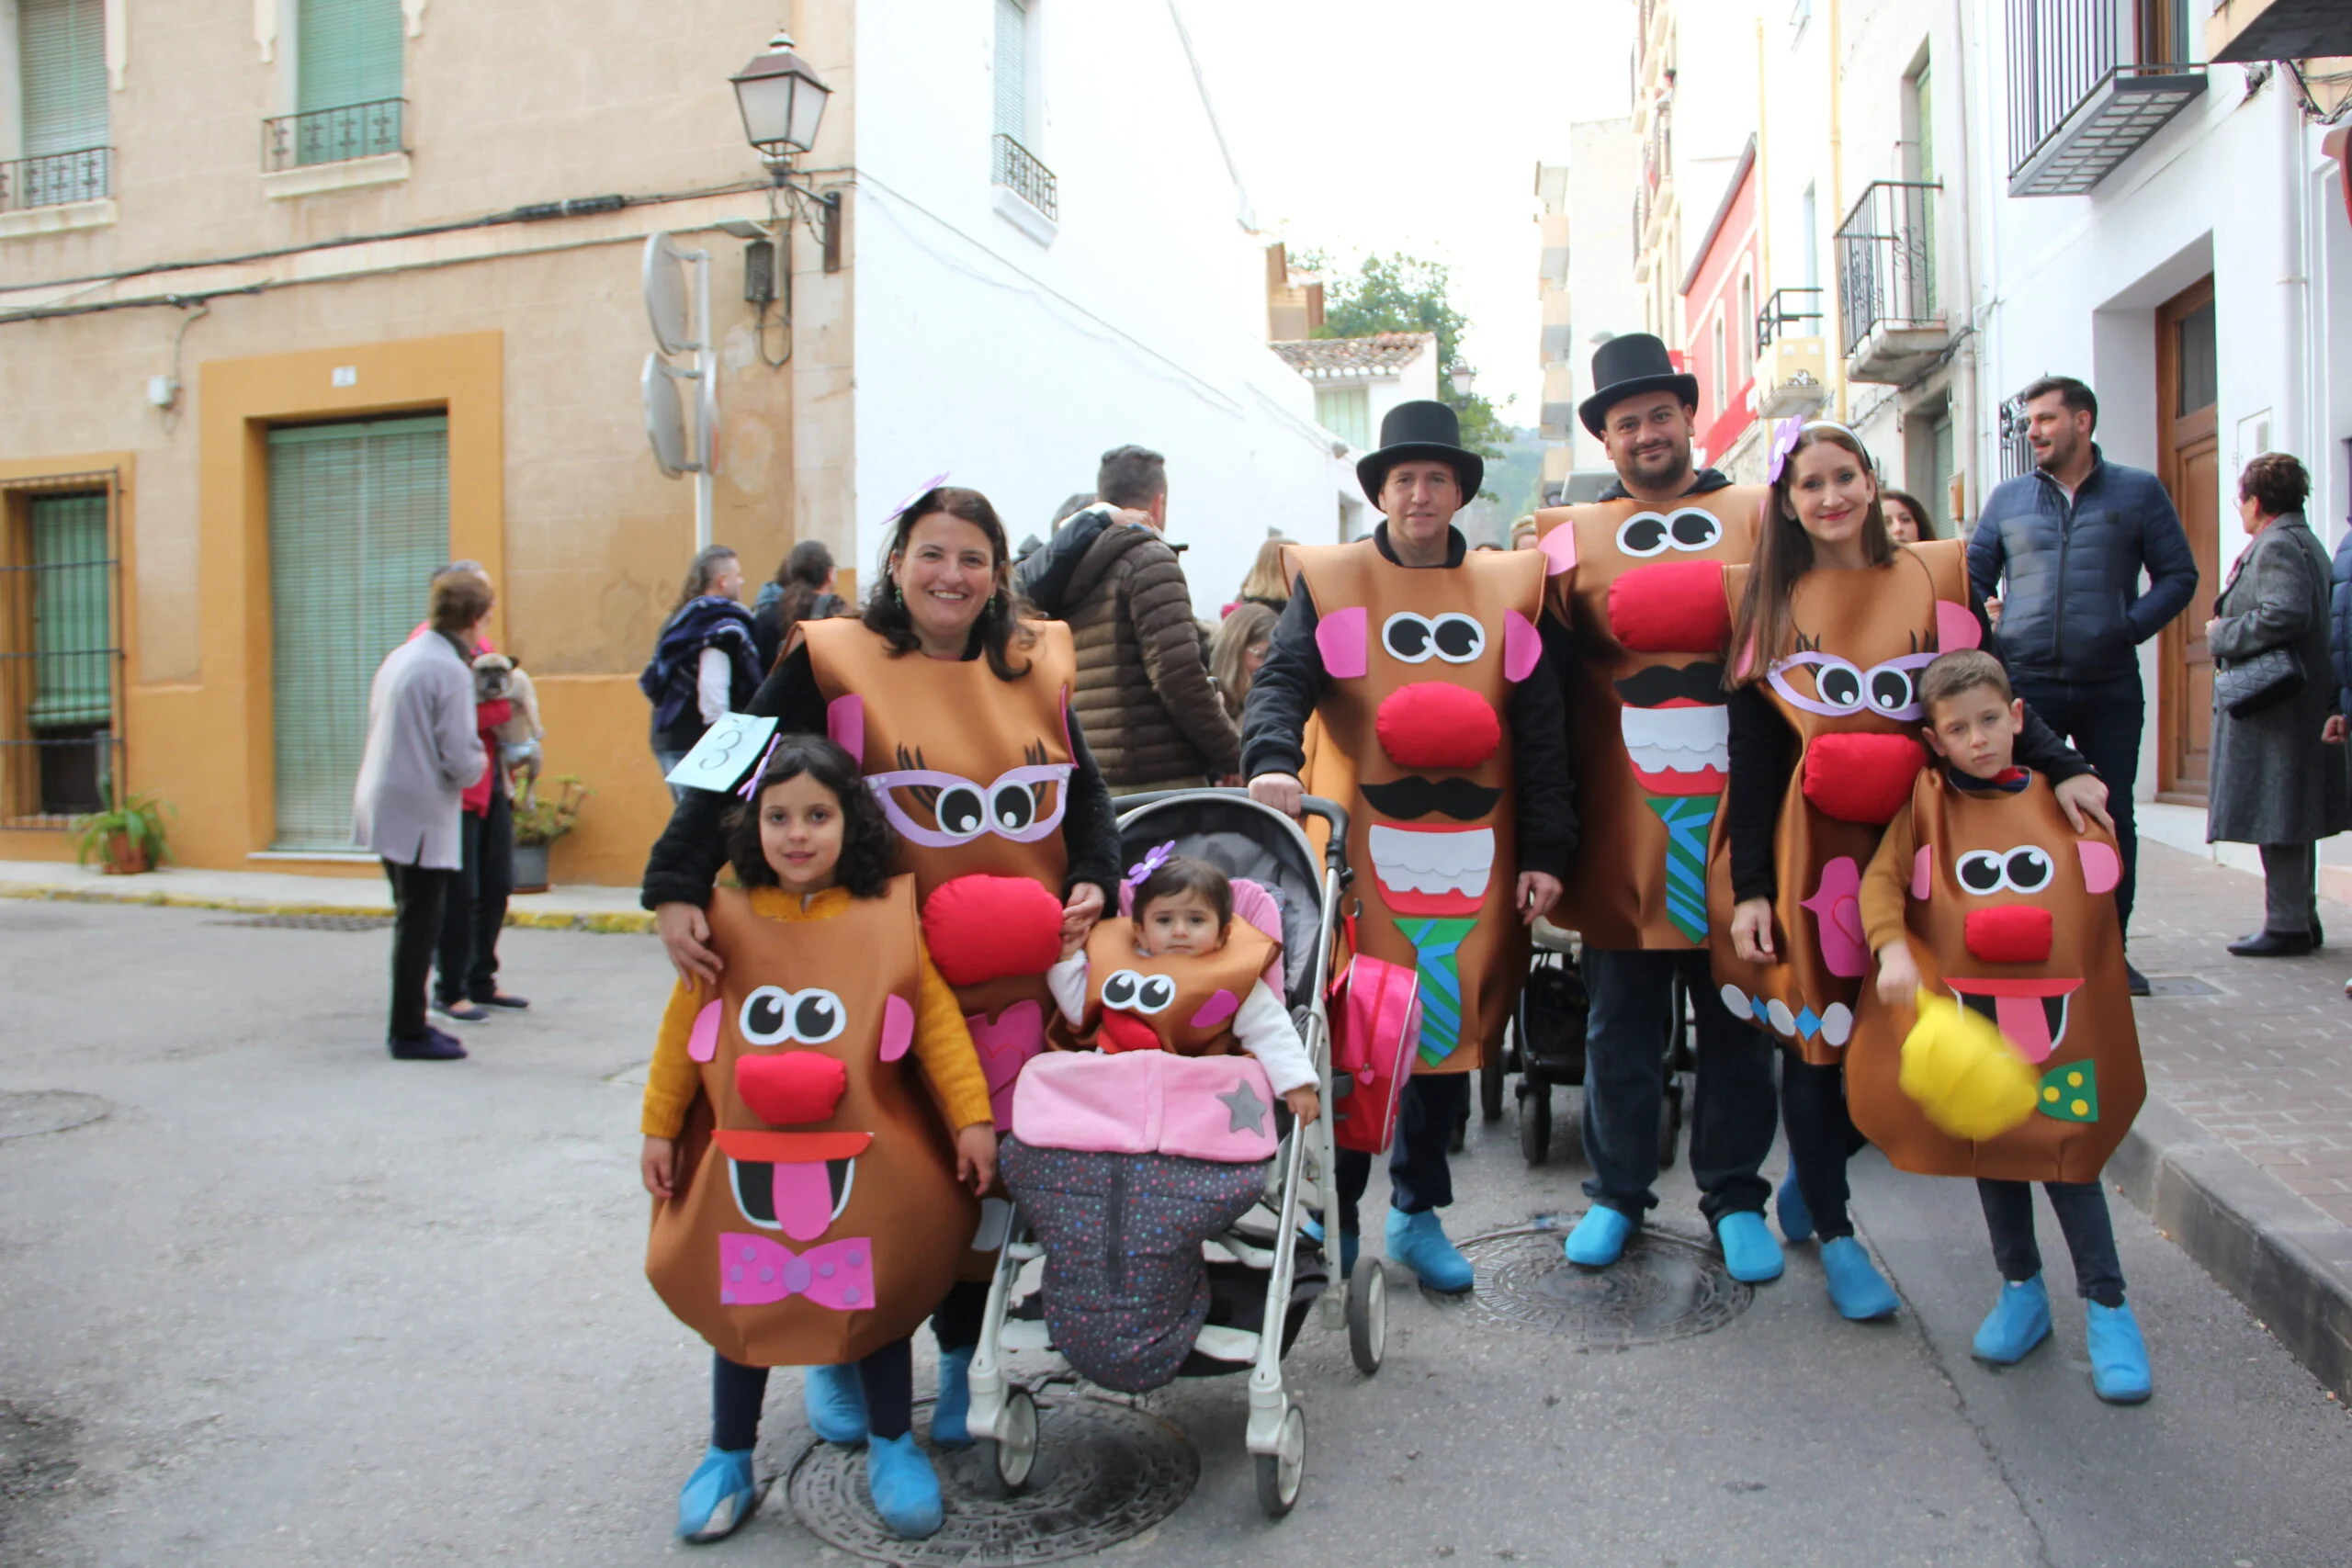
1299,249,1505,481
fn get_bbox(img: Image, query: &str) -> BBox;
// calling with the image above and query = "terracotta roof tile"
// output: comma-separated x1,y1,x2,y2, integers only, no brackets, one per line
1270,332,1435,378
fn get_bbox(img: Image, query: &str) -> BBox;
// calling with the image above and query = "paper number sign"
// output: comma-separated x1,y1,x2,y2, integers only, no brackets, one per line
663,713,779,794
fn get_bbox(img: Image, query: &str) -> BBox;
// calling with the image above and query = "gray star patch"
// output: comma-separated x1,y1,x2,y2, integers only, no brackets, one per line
1216,1077,1269,1135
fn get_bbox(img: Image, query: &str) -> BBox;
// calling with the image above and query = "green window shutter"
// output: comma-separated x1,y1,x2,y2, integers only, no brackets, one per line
266,416,449,852
18,0,107,157
1316,387,1371,451
27,492,112,728
297,0,403,113
993,0,1028,141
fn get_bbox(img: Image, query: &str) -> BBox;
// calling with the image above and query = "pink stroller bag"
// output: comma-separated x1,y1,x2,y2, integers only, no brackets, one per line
1328,936,1420,1155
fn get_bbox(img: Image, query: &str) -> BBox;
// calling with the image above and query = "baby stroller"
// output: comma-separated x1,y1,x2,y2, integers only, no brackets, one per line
1498,922,1694,1168
964,788,1383,1520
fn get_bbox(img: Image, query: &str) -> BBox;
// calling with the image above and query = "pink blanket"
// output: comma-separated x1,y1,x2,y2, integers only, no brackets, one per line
1012,1050,1278,1162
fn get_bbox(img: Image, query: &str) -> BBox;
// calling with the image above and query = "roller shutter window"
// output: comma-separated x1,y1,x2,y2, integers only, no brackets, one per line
17,0,107,206
993,0,1028,142
295,0,402,164
266,416,449,852
26,491,113,815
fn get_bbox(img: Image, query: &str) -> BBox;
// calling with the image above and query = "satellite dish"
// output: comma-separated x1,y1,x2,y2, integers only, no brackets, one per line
642,353,688,478
642,232,698,356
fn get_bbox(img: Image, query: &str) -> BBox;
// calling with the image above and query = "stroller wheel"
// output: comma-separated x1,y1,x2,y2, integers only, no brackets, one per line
977,1385,1038,1496
1346,1254,1387,1374
1256,1404,1306,1519
1519,1070,1552,1165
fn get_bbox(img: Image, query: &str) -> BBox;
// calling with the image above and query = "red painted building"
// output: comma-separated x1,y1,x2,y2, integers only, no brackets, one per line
1679,138,1761,475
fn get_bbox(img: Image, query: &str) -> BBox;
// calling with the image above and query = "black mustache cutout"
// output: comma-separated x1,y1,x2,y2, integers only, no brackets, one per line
1360,775,1505,822
1614,660,1727,707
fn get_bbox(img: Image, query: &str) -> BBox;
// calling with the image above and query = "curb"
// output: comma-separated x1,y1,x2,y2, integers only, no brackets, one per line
2109,1095,2352,1400
0,880,656,935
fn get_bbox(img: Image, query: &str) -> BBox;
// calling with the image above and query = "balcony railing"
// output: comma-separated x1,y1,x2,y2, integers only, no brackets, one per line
992,133,1057,222
1755,286,1824,354
0,147,111,212
1998,391,2036,480
263,99,405,172
2006,0,2204,197
1836,181,1940,355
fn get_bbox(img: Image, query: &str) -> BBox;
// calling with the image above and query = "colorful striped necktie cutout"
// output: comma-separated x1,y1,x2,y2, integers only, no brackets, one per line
1397,915,1476,1066
1645,795,1714,945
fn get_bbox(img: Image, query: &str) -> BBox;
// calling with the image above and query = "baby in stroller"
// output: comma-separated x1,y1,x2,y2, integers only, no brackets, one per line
1000,849,1318,1393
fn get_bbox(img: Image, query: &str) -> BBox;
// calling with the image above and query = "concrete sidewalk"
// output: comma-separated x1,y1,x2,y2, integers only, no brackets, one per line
0,859,653,932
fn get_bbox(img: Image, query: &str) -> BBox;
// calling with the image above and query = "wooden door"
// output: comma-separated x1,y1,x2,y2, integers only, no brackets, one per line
2156,277,2218,801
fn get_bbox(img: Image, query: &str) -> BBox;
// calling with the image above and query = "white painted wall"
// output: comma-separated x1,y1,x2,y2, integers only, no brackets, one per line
1567,117,1642,472
850,0,1347,617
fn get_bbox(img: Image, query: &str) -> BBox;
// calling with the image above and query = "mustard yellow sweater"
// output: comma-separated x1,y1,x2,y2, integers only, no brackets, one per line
639,885,993,1138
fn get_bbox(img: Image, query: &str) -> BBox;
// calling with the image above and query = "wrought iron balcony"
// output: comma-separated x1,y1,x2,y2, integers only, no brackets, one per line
992,133,1057,222
2007,0,2204,197
263,99,405,172
1754,287,1828,419
1837,180,1948,385
0,147,111,212
1754,286,1824,354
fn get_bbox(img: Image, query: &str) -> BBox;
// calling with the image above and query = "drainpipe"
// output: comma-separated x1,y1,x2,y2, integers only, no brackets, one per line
2278,82,2308,475
1947,1,1981,533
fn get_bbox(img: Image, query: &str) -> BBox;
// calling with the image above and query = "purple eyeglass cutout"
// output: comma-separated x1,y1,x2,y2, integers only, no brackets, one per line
862,761,1075,848
1766,649,1939,723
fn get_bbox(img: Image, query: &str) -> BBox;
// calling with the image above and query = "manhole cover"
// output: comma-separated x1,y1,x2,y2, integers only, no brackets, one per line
786,1393,1197,1565
2141,976,2223,998
0,1091,107,1142
210,914,392,931
1458,1224,1751,1347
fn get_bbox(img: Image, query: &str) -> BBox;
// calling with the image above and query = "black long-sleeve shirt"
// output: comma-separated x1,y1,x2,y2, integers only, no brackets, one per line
1238,524,1577,877
639,641,1122,911
1724,592,2091,903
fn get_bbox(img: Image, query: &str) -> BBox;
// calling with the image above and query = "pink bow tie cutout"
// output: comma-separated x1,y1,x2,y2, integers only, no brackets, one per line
717,1233,875,1310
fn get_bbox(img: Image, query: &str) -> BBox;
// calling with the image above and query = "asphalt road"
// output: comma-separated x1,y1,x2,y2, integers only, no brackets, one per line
5,900,2349,1567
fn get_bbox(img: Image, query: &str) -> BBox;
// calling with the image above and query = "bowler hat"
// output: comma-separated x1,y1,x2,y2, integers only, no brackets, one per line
1578,333,1700,436
1356,400,1485,504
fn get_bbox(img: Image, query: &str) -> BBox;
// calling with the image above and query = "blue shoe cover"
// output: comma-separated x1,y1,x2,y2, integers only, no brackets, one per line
2086,1301,2152,1404
1776,1170,1815,1244
1971,1276,2052,1364
866,1431,944,1540
676,1445,757,1542
1565,1205,1634,1267
803,1362,868,1445
1385,1207,1474,1293
1819,1235,1896,1318
931,1347,974,1450
1717,1211,1787,1284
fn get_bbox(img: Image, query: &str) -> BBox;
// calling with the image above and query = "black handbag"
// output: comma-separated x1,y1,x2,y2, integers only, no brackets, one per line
2217,645,2303,718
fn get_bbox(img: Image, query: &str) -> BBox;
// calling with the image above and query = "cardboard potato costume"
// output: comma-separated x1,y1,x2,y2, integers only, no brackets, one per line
1075,916,1278,1057
1533,488,1765,948
1288,541,1546,1072
1847,770,2145,1182
1705,538,1978,1065
646,877,976,1368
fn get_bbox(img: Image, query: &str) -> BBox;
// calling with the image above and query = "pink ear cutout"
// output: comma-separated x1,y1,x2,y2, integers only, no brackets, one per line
1190,989,1242,1030
2078,840,2121,896
1317,605,1369,679
1911,845,1933,900
879,993,914,1062
688,999,724,1063
1538,523,1577,576
1504,610,1541,681
1936,600,1982,651
827,694,865,761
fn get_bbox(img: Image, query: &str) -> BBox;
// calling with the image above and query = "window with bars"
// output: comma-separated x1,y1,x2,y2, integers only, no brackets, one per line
266,416,449,852
275,0,404,167
6,0,110,209
2,480,119,824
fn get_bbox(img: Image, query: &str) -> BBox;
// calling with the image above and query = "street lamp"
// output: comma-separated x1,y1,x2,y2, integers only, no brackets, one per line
730,30,831,167
1448,363,1477,399
725,29,842,369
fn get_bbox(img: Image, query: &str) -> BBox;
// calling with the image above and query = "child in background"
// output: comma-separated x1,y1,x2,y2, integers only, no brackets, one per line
1861,650,2152,1403
1048,850,1320,1124
639,737,999,1543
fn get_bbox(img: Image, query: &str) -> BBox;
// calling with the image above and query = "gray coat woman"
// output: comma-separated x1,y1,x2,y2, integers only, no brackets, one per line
2207,452,2351,956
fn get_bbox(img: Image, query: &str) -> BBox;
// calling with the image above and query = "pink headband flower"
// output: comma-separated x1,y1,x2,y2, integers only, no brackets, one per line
886,472,952,524
1764,417,1806,484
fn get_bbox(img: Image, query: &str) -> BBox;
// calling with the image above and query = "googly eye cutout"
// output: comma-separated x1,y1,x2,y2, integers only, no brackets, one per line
1616,512,1673,558
1813,658,1865,714
989,779,1036,834
1102,969,1142,1010
1955,851,2007,895
1865,663,1917,716
789,988,846,1044
740,986,793,1046
1135,975,1178,1014
1382,613,1437,663
1954,848,2058,896
1665,508,1723,551
2003,846,2055,894
933,784,987,841
1430,614,1487,664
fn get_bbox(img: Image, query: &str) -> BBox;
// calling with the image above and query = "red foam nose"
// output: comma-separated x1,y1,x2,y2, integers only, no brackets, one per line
735,1051,848,1127
1964,905,2053,964
1375,682,1501,770
1606,559,1732,652
1800,732,1927,825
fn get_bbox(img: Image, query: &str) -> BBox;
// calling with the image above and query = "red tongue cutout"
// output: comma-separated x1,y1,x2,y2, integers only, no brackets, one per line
1993,993,2055,1064
1606,559,1732,652
1801,733,1927,825
1098,1010,1162,1054
735,1051,847,1127
770,1159,837,1242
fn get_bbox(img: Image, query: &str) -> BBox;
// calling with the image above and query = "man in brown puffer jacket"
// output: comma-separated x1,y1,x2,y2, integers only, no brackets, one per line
1054,446,1242,794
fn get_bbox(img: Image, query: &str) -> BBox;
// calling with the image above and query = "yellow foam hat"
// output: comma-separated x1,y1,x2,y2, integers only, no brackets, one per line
1898,989,2038,1141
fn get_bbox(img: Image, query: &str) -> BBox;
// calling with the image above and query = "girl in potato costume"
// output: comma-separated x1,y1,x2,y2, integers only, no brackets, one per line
639,739,995,1542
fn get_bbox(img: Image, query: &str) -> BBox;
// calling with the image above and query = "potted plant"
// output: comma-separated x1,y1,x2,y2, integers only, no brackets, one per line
70,794,175,876
510,774,588,894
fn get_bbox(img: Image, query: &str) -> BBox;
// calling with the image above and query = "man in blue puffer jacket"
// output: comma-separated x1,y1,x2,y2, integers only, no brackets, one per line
1969,376,2199,995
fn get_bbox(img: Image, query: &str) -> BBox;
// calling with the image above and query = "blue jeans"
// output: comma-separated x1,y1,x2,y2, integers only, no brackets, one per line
1580,947,1777,1224
2009,676,2143,939
1335,1073,1471,1233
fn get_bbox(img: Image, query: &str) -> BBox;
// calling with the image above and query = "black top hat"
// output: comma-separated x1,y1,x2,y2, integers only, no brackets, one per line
1578,332,1701,435
1356,399,1485,504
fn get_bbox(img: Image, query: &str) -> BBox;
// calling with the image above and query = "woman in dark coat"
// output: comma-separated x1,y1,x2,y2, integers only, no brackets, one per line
2207,452,2351,957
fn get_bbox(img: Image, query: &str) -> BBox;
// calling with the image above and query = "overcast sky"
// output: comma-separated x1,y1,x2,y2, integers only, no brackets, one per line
1182,0,1637,425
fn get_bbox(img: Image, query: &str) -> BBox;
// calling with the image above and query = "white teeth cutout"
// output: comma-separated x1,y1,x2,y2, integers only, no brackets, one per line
1367,825,1495,899
1620,705,1730,774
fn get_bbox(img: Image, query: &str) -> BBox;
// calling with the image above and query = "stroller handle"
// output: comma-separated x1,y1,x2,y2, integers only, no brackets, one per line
1106,785,1351,876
